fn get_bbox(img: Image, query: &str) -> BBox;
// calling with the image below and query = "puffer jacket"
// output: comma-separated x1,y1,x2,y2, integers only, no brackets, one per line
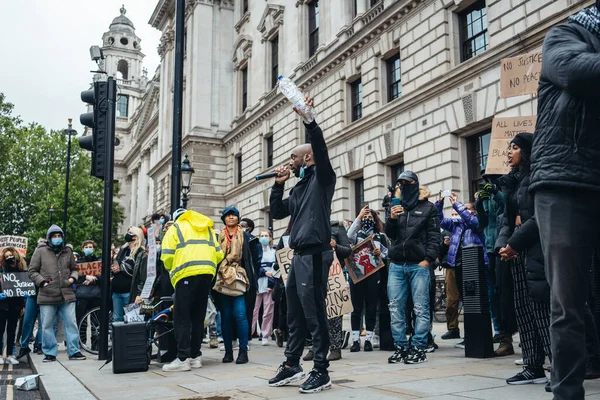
330,221,352,261
495,170,549,303
29,242,78,305
385,186,440,265
435,201,488,267
530,22,600,193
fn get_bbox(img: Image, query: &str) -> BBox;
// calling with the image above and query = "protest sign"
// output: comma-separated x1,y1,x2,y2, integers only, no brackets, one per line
0,236,28,256
485,116,536,175
276,248,352,319
140,226,157,299
77,261,102,276
1,271,36,297
500,52,542,98
345,235,384,284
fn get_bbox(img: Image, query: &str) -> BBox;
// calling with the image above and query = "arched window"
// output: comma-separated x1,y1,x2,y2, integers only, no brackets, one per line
117,60,129,80
117,95,129,117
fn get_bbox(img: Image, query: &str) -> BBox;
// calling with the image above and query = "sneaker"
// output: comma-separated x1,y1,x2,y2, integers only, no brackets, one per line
586,360,600,380
162,358,191,372
454,341,465,349
545,381,552,393
34,346,43,355
268,363,306,387
298,369,332,394
327,349,342,361
342,330,350,349
190,356,202,369
404,348,427,364
16,347,31,360
388,347,407,364
222,351,234,363
441,330,460,340
493,333,502,343
364,340,373,352
275,330,284,348
372,335,380,349
425,343,436,353
303,349,314,361
209,337,218,349
262,338,269,346
506,367,547,385
69,352,87,361
219,344,226,351
350,341,361,353
202,337,209,344
0,356,4,364
6,356,19,365
494,340,515,357
42,355,56,363
515,359,524,365
218,337,224,343
236,349,249,364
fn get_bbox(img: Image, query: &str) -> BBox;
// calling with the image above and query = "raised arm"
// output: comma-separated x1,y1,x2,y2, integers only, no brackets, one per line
454,201,479,230
435,200,455,231
305,120,336,187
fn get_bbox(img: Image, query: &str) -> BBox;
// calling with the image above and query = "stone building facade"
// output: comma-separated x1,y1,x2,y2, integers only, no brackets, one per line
104,0,593,236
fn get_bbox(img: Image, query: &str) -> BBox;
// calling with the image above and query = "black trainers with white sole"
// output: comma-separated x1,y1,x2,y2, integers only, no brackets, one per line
404,348,427,364
388,347,408,364
298,369,332,394
268,363,306,387
506,367,548,385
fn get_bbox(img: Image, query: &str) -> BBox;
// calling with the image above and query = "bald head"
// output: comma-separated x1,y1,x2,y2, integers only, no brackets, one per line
294,144,313,158
289,144,315,177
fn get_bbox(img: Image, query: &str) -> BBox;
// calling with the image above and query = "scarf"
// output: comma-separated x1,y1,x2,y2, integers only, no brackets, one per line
218,226,248,285
569,7,600,38
401,183,420,211
360,218,375,235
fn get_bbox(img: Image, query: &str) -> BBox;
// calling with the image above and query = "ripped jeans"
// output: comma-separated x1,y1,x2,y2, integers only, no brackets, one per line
388,262,431,350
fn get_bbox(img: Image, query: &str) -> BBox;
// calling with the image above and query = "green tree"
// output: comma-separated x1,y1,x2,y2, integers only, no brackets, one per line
0,93,124,259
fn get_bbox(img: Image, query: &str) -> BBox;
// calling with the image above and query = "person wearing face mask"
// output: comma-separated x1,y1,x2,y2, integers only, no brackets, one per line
28,225,86,362
435,193,487,349
0,247,27,365
111,227,147,322
252,231,277,346
385,171,440,365
346,205,388,353
75,240,101,348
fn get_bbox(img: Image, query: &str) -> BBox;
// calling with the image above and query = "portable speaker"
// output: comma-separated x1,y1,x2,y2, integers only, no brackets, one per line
112,321,150,374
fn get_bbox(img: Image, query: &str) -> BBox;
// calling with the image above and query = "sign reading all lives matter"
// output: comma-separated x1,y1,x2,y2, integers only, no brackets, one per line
276,248,353,319
77,261,102,276
485,116,536,175
1,272,36,297
0,236,28,256
500,52,542,98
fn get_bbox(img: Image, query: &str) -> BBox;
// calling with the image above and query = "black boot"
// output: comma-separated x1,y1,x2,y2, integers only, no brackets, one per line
236,349,249,364
222,350,234,363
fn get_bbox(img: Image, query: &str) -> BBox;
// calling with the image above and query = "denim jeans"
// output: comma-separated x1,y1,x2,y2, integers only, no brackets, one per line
220,295,248,352
112,292,130,322
388,263,431,349
20,295,42,349
39,302,80,357
486,259,500,334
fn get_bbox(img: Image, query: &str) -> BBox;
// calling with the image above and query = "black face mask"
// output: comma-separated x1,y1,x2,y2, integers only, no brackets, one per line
125,233,135,243
5,257,15,265
361,218,375,232
400,183,420,211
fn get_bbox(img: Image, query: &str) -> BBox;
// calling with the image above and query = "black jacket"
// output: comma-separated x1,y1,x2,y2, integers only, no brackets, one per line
531,23,600,193
385,187,440,265
495,170,549,303
330,221,352,261
76,254,101,299
270,121,336,254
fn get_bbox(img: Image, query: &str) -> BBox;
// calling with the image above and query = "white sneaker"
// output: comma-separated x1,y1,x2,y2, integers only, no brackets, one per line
0,356,4,364
162,358,191,372
6,356,19,365
219,344,226,351
515,359,524,365
262,338,269,346
218,337,224,343
372,335,380,349
190,356,202,369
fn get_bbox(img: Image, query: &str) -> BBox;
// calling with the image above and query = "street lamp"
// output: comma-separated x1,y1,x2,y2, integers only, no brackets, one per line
180,153,195,209
48,205,55,226
63,119,78,239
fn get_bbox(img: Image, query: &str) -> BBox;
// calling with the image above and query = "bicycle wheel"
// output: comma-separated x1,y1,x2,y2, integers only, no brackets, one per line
79,307,113,355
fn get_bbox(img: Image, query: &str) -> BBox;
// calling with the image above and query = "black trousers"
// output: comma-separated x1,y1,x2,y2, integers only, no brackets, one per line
285,250,333,372
535,189,597,400
350,271,380,332
173,275,212,360
495,255,518,336
0,309,19,356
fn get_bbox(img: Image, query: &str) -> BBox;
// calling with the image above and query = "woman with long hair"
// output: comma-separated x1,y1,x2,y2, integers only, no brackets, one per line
496,133,551,387
111,226,147,322
347,205,388,352
251,230,277,345
0,247,27,364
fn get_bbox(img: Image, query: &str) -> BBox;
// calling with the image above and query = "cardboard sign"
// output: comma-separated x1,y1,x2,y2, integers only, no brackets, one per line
1,271,36,297
77,261,102,276
500,52,542,98
140,226,157,299
345,235,385,284
275,248,353,319
0,236,28,256
485,116,537,175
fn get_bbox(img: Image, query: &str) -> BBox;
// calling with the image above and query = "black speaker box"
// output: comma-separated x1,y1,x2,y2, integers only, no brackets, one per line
112,321,150,374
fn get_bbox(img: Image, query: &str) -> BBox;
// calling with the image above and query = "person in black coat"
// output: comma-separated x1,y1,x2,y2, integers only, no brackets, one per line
75,240,101,347
530,4,600,397
495,133,551,387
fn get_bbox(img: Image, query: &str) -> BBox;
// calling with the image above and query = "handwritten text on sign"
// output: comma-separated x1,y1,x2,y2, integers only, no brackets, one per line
275,248,353,319
1,272,36,297
500,52,542,98
485,116,536,175
0,236,28,256
77,261,102,276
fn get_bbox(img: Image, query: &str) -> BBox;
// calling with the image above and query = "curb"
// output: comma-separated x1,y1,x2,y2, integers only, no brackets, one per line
28,352,96,400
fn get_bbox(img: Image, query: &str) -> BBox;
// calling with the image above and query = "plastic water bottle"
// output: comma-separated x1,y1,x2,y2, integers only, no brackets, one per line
278,76,317,121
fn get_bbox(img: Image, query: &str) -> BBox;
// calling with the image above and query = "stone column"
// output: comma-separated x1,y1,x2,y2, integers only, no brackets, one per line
129,170,138,226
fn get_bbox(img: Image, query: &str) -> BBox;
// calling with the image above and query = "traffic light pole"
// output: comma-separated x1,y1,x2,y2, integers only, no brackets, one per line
98,77,117,361
170,0,185,214
63,134,72,237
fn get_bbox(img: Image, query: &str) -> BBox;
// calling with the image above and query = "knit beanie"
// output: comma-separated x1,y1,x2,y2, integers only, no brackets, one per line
510,132,533,155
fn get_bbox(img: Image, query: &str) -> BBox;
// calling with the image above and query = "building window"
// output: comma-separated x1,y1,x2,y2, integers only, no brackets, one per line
353,0,357,17
235,154,243,185
387,54,401,102
467,129,491,198
351,79,362,122
390,162,404,188
354,177,365,216
117,60,129,81
117,95,129,118
241,66,248,111
308,1,319,57
271,36,279,89
243,0,248,13
266,135,274,168
460,0,489,62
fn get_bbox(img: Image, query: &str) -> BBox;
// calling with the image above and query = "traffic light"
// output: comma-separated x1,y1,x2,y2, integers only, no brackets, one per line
79,81,109,179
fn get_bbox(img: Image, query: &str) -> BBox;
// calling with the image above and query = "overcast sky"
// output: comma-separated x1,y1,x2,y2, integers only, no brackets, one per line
0,1,161,133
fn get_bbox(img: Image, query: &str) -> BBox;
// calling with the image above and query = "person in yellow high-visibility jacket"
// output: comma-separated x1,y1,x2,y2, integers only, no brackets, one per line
160,208,224,372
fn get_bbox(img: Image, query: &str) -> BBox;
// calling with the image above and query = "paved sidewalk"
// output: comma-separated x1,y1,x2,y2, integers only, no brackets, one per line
31,323,600,399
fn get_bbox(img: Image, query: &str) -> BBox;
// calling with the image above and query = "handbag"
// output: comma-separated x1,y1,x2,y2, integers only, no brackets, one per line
213,265,248,297
204,296,217,327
